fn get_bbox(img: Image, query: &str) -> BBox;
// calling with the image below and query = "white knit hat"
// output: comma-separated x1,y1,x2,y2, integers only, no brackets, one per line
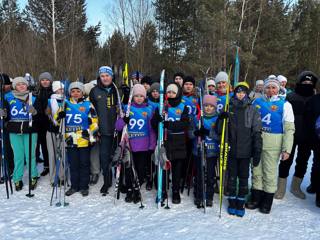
215,71,229,84
166,84,179,94
264,75,280,91
277,75,287,83
255,80,264,86
12,77,29,89
52,81,65,92
207,79,216,87
69,82,84,94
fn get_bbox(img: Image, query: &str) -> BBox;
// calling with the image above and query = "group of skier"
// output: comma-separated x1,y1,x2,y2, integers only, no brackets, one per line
0,67,319,217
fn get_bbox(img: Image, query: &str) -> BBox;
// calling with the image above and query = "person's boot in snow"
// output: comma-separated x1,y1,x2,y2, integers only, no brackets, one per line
41,167,49,177
65,188,78,196
31,177,38,190
306,184,316,194
80,189,89,197
146,179,152,191
290,176,306,199
227,196,236,215
246,189,263,209
125,189,133,203
90,174,99,185
274,177,287,199
235,197,246,217
100,175,109,195
259,192,274,214
133,189,141,204
15,181,23,191
172,190,181,204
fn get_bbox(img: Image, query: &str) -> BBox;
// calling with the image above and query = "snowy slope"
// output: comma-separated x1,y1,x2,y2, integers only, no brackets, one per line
0,160,319,240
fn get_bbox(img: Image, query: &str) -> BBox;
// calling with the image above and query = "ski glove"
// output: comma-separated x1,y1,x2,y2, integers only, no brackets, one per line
82,130,90,140
252,157,260,167
194,127,209,138
219,111,230,120
57,111,66,120
123,116,130,124
66,136,73,146
121,84,130,97
28,106,37,116
154,109,164,123
0,108,7,118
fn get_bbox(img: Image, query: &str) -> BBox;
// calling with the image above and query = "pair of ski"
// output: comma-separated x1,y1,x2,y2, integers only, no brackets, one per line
50,79,69,207
0,73,13,199
113,76,144,209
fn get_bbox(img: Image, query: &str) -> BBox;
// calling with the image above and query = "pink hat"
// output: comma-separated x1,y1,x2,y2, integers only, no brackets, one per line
132,84,146,98
203,95,217,107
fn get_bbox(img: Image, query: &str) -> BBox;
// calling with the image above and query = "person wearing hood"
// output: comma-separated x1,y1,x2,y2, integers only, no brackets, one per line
35,72,53,176
249,80,264,100
217,82,262,217
247,76,295,214
1,77,40,191
152,83,189,204
89,66,120,195
275,71,318,200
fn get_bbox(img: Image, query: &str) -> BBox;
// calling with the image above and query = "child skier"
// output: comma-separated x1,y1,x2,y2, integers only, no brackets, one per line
57,82,98,197
116,84,156,203
152,83,189,204
46,81,65,185
247,76,295,214
191,94,219,208
2,77,39,191
219,82,262,217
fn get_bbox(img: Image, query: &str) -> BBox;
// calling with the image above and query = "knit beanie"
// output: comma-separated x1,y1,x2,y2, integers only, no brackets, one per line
99,66,113,77
215,71,229,84
52,81,65,93
141,76,153,86
207,79,216,87
173,72,185,80
256,80,264,86
277,75,287,83
12,77,29,89
131,71,143,79
234,82,250,94
132,84,146,98
68,82,84,94
297,71,318,87
203,95,217,107
150,82,160,93
264,75,280,91
166,83,179,94
183,76,195,86
39,72,53,82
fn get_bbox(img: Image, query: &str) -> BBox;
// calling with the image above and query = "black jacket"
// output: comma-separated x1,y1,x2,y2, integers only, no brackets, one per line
305,94,320,146
89,81,118,136
217,97,262,161
286,84,314,143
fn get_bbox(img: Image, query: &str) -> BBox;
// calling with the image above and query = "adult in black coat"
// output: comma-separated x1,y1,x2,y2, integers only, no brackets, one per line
276,71,318,200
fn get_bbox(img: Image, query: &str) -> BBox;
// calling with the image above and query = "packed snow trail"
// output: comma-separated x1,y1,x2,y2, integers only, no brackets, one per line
0,162,319,240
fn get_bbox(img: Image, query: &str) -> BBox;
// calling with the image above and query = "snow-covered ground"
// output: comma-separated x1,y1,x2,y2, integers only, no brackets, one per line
0,158,319,240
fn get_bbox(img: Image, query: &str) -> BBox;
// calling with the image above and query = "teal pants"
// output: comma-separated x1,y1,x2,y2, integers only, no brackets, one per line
10,133,38,183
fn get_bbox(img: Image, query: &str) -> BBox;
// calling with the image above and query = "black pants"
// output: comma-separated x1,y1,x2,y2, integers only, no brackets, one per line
145,150,154,182
36,129,49,168
125,151,147,189
195,155,217,200
100,135,114,185
311,144,320,198
3,130,14,175
227,157,250,198
67,147,90,191
278,141,313,180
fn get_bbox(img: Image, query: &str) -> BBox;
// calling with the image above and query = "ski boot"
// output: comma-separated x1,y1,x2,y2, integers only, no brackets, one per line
172,190,181,204
80,189,89,197
227,196,237,215
146,179,152,191
31,177,38,190
90,174,99,185
65,188,78,196
235,197,246,217
125,189,133,203
100,176,109,196
259,192,274,214
15,181,23,191
306,184,316,194
246,189,263,210
133,189,142,204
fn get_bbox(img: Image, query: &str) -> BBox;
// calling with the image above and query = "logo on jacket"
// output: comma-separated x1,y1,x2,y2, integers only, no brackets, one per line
142,112,148,117
270,105,278,111
192,98,197,104
79,106,86,112
176,109,182,115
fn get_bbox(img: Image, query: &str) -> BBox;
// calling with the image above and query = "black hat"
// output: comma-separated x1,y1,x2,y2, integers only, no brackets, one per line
173,72,185,80
183,75,195,86
141,76,153,86
297,71,318,87
0,73,11,85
